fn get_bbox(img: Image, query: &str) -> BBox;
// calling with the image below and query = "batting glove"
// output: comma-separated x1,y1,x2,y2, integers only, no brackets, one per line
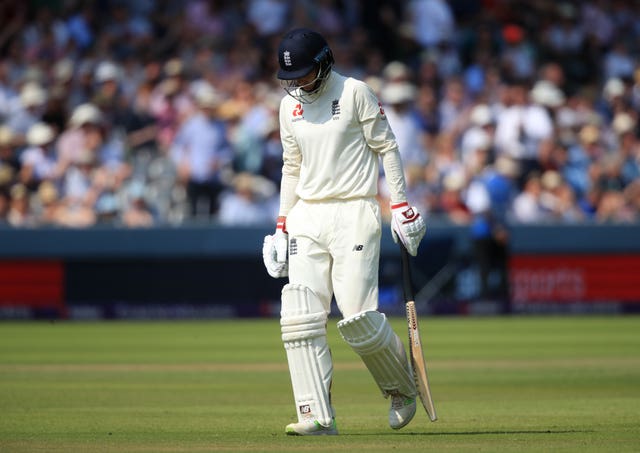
262,216,289,278
390,202,426,256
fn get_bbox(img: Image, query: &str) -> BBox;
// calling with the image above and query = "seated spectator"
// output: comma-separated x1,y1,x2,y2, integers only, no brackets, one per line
121,181,157,227
58,148,100,227
0,126,20,185
596,190,637,223
19,122,63,190
33,180,62,226
7,183,36,227
57,103,103,168
512,172,546,223
217,172,277,226
380,80,428,168
438,170,472,225
538,170,584,223
565,124,606,198
94,191,122,226
7,82,47,137
460,103,495,167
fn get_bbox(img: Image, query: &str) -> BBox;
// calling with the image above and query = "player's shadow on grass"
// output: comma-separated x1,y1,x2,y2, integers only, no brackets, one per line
350,429,592,436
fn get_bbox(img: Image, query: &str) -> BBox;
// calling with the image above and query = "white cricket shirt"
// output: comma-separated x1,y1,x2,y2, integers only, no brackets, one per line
278,71,405,216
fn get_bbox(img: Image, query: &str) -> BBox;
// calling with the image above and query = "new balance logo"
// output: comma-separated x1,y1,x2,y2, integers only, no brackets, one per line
289,238,298,255
299,404,311,415
353,244,364,251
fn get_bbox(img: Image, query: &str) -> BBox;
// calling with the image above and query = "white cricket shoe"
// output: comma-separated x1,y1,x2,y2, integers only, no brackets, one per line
285,419,338,436
389,394,416,429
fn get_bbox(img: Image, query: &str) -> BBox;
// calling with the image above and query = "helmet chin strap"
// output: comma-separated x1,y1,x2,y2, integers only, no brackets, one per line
282,68,331,104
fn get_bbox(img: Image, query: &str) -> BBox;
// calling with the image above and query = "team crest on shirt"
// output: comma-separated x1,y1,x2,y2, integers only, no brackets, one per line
331,99,340,119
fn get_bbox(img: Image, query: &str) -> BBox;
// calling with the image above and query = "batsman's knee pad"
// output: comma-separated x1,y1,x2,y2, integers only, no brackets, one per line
337,310,416,398
280,284,334,426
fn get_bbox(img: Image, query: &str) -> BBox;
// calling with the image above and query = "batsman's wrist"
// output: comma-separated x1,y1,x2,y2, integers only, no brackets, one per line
276,216,287,233
391,201,409,212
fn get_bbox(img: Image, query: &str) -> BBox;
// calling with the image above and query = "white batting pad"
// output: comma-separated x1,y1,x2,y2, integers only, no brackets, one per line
337,310,416,398
280,284,334,426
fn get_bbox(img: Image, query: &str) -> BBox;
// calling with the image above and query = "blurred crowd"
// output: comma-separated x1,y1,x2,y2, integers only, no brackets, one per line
0,0,639,228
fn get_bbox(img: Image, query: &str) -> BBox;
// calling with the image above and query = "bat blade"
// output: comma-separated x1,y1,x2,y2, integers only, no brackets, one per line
406,300,438,422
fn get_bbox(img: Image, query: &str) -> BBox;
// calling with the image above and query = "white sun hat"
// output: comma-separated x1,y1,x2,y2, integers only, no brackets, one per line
26,122,56,146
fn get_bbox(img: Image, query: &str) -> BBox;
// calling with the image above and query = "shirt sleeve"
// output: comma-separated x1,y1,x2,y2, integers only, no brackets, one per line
381,149,408,205
354,81,399,155
353,80,408,204
278,97,301,217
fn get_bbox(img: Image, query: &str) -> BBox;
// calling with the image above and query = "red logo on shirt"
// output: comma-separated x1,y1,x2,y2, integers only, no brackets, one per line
378,102,386,118
293,104,304,117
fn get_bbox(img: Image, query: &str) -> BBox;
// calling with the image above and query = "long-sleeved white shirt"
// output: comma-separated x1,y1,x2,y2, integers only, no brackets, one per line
278,71,407,216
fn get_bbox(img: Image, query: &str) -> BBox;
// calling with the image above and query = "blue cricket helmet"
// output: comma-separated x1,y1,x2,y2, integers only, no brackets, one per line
277,28,334,80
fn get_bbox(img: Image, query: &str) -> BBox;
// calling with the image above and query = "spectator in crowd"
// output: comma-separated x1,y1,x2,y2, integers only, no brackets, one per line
512,172,546,223
404,0,455,53
57,103,103,171
0,126,19,183
438,76,468,134
169,83,232,219
438,169,472,225
611,112,640,186
0,61,19,122
538,170,584,223
217,172,277,226
19,122,62,190
380,79,428,169
7,82,46,137
58,148,100,228
603,40,636,81
411,83,440,140
494,79,554,188
7,183,36,227
566,124,606,199
500,24,536,82
465,156,519,307
121,181,157,228
460,103,496,168
33,180,61,226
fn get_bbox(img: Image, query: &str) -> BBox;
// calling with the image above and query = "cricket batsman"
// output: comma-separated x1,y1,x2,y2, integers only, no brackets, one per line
262,28,427,435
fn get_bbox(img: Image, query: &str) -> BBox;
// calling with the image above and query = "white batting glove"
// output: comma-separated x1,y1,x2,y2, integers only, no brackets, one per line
274,216,288,263
390,202,426,256
262,216,289,278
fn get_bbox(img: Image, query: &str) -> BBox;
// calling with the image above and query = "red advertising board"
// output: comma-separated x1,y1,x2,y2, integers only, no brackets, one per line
0,260,66,315
510,254,640,304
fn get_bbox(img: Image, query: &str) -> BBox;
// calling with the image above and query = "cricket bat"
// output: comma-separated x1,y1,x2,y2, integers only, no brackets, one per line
399,243,438,422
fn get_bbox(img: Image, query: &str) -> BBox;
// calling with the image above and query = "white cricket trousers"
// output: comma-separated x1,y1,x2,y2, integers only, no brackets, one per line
286,197,381,318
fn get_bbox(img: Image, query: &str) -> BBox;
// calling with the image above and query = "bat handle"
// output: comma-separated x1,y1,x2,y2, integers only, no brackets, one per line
399,243,415,303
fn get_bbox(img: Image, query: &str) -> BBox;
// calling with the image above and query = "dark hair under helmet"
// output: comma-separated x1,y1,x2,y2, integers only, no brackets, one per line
277,28,334,80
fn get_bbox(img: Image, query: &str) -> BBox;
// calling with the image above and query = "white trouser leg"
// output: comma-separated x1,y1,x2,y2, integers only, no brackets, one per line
281,284,334,427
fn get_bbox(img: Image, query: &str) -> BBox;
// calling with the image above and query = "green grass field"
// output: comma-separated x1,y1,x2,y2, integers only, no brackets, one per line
1,316,639,452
